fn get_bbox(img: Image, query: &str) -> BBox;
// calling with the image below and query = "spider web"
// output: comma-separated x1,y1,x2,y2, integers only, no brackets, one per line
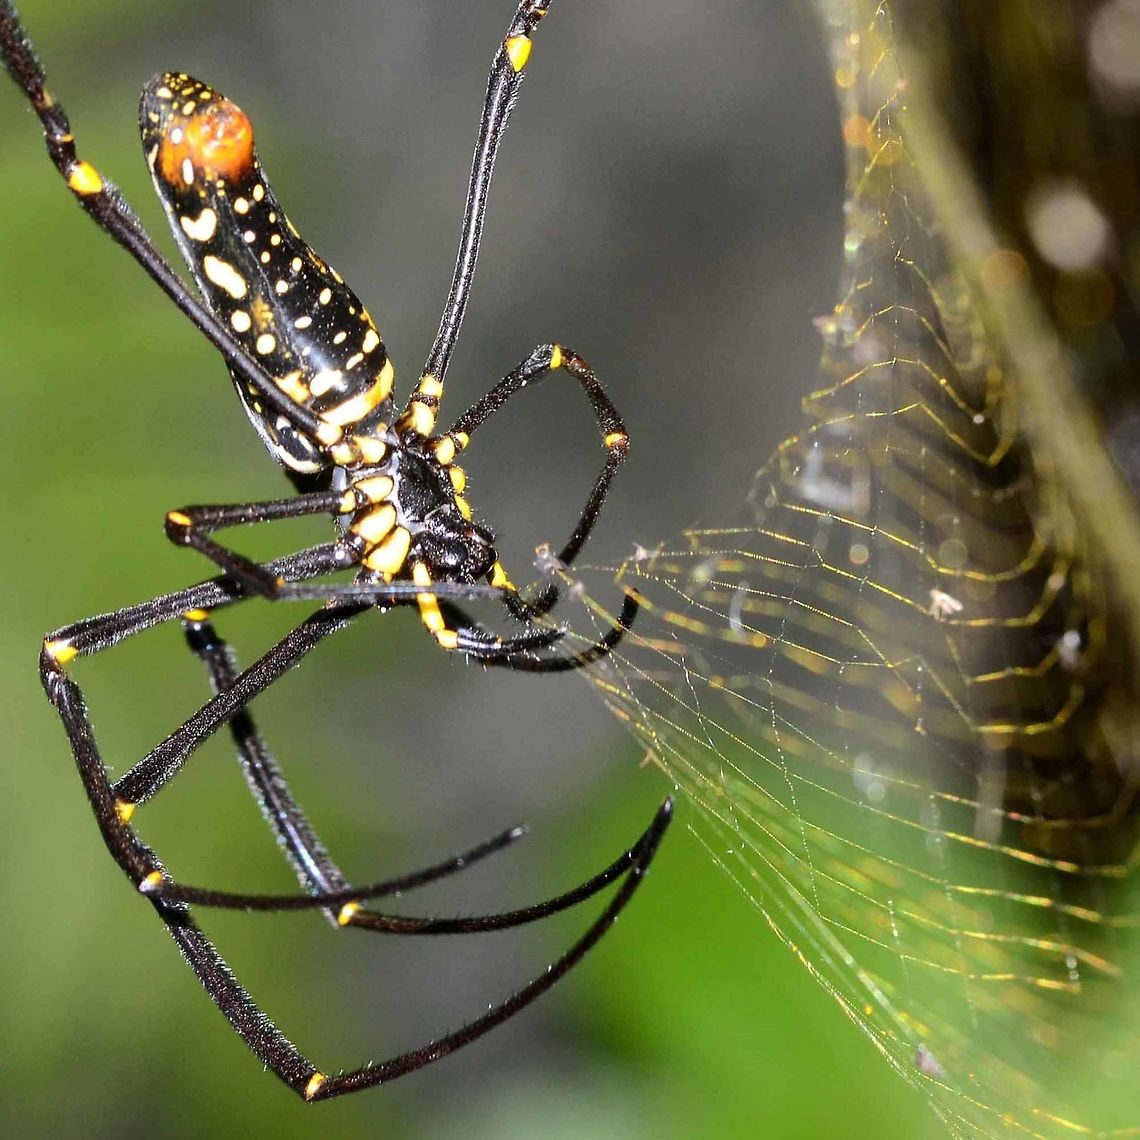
549,3,1140,1135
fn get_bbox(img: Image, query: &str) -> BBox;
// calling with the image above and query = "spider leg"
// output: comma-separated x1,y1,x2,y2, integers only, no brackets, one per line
439,612,566,659
404,560,566,660
415,0,562,400
43,542,497,667
163,490,346,595
445,343,629,618
0,0,333,446
168,613,642,935
110,604,364,809
406,580,637,672
46,544,342,658
162,492,528,615
153,830,658,936
437,589,641,675
52,646,673,1100
495,589,641,673
51,568,502,656
402,343,633,668
42,540,521,821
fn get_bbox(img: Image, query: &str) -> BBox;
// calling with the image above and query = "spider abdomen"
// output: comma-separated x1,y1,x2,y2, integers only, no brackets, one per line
141,73,395,473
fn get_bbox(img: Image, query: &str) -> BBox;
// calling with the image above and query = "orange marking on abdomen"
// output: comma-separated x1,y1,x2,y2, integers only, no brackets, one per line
158,99,255,185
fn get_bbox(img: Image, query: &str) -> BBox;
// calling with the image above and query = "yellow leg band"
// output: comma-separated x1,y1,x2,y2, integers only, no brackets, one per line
44,638,78,665
337,901,362,927
505,34,532,72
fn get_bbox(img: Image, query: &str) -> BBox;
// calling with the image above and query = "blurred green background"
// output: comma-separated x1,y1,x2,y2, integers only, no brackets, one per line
0,1,942,1136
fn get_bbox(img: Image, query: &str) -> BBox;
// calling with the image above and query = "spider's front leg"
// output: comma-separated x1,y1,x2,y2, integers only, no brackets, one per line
410,342,640,669
445,342,631,608
161,489,346,596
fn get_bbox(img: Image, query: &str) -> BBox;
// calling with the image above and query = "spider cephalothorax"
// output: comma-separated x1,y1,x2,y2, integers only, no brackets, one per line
336,443,499,590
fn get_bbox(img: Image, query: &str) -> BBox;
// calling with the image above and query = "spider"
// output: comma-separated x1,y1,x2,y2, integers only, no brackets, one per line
0,0,672,1101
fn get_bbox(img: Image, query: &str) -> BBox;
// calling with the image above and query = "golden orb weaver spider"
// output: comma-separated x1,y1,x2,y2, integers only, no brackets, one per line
0,0,671,1101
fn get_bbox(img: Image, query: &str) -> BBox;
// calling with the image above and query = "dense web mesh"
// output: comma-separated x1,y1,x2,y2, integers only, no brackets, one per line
552,3,1140,1135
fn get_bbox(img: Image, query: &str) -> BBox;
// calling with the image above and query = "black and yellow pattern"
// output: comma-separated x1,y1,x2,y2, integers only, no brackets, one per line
0,0,663,1104
142,73,394,474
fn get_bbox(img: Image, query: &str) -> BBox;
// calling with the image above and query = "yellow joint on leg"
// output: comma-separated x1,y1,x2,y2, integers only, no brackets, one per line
166,510,191,526
353,474,394,503
363,526,411,576
410,563,444,642
604,430,628,448
505,34,532,72
433,436,456,465
67,160,103,196
404,401,436,437
44,638,78,666
436,629,460,650
549,344,563,370
139,870,164,893
183,608,210,622
489,562,516,591
417,373,443,399
352,503,396,546
304,1073,327,1101
412,563,446,634
353,435,387,465
337,901,362,927
453,431,470,452
115,799,137,824
420,602,446,636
